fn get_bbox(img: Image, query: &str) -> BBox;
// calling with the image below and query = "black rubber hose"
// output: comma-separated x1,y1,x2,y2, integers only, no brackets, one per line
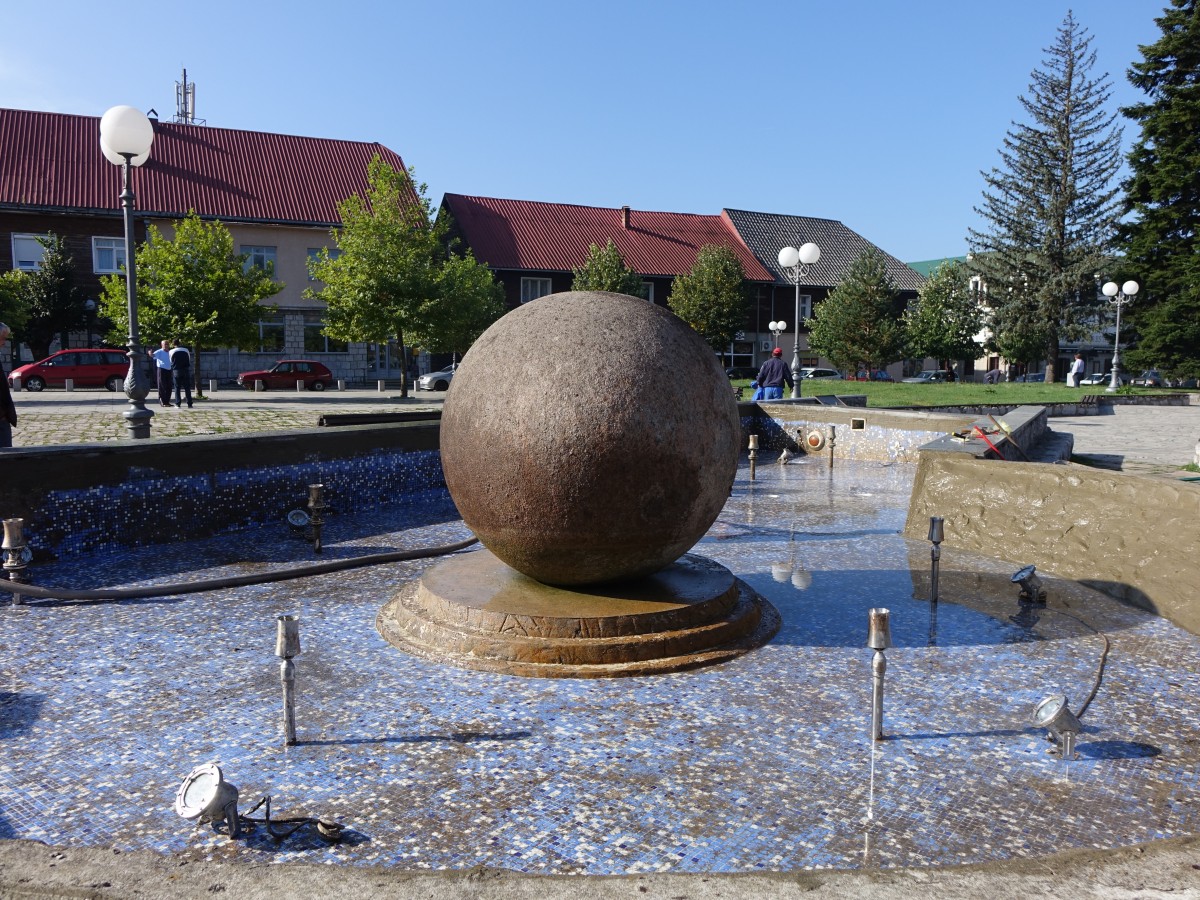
3,535,479,603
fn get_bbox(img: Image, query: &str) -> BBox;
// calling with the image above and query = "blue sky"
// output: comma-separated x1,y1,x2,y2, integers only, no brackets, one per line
1,0,1164,263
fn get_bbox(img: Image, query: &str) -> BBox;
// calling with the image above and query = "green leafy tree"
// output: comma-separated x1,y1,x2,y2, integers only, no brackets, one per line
570,239,644,295
1117,0,1200,378
904,260,984,368
18,234,86,361
806,249,905,372
308,157,503,397
99,212,282,392
667,244,750,351
0,270,30,336
968,12,1122,381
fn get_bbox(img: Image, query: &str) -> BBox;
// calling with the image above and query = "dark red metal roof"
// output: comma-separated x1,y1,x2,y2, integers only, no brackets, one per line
441,194,775,282
0,107,411,225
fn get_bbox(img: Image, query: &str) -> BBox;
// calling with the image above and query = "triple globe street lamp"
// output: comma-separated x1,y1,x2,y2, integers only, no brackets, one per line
1101,279,1139,394
777,243,821,399
99,105,155,439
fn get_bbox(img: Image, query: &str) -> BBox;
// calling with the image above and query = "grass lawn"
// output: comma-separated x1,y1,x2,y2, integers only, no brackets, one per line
730,379,1182,408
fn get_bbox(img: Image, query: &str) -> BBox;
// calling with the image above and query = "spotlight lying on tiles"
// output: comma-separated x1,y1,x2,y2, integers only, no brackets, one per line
175,763,242,838
1032,694,1082,760
1011,564,1046,604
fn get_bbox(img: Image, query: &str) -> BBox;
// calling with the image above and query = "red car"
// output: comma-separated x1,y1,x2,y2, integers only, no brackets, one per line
9,348,130,392
237,360,334,391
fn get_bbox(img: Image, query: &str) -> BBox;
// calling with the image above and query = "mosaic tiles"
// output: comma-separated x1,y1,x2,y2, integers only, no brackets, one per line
1,456,1198,875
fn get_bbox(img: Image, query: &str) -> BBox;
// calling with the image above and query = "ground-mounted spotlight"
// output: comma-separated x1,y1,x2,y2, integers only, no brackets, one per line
1012,564,1046,604
175,763,241,838
1032,694,1082,760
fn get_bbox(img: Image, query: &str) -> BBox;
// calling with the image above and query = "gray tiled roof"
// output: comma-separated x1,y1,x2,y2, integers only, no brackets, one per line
723,209,925,292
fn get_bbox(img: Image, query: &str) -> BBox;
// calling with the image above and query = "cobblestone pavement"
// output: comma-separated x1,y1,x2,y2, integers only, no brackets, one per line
5,386,445,446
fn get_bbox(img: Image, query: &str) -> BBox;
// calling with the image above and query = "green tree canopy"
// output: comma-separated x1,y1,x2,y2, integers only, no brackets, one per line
968,12,1122,381
570,239,644,295
1118,0,1200,378
308,157,503,395
904,260,984,365
0,271,30,338
806,249,904,372
99,211,282,389
18,234,85,361
667,244,750,352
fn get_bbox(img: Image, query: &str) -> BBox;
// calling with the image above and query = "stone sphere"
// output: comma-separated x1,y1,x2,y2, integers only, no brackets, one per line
440,291,740,586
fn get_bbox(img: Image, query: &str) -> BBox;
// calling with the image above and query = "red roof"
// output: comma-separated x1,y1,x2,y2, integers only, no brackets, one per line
441,194,775,282
0,107,411,225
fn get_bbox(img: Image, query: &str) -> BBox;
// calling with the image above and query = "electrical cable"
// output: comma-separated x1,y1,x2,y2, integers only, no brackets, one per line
3,535,478,603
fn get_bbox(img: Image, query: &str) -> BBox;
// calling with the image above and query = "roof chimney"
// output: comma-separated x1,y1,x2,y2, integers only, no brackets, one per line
621,205,630,229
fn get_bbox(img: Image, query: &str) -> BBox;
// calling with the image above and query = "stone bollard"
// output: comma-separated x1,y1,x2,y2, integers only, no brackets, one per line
255,380,264,392
1195,439,1200,468
10,377,18,391
209,379,218,393
296,379,305,392
64,378,74,392
378,380,386,392
337,380,345,391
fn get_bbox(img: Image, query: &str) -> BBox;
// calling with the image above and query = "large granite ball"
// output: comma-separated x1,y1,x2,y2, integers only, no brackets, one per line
440,291,740,586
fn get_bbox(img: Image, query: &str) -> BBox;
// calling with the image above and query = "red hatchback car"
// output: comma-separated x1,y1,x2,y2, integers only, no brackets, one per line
237,360,334,391
9,348,130,392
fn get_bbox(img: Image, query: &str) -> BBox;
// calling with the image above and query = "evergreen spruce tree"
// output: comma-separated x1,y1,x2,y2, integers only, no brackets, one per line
968,12,1122,381
1118,0,1200,379
806,249,904,373
20,234,85,362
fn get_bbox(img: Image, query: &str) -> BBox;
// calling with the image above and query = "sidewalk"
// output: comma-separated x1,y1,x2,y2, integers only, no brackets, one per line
6,386,445,446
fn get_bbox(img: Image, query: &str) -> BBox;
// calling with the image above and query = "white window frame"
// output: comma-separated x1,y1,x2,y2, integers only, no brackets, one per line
798,294,812,320
241,245,278,277
92,236,126,274
641,281,655,303
12,233,48,271
520,277,553,304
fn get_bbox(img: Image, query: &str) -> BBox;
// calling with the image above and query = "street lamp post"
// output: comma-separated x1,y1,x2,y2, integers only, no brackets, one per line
83,298,96,348
1101,279,1139,394
99,106,155,439
777,243,821,399
768,319,787,350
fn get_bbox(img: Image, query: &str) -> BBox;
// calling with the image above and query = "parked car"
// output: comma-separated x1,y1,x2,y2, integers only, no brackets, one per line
1015,373,1046,383
9,348,129,392
1080,372,1109,386
725,366,759,381
416,366,456,391
798,367,843,380
237,360,333,391
901,369,953,384
1131,370,1166,387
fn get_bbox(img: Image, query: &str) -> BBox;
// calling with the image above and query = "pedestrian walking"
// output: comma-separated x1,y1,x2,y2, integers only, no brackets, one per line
755,347,794,400
152,340,173,407
1068,353,1085,388
170,340,193,408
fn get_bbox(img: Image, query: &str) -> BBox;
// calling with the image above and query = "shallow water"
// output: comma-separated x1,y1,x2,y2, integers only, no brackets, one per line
1,456,1198,874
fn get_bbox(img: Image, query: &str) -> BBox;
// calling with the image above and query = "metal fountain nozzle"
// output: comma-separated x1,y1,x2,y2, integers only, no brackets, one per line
867,607,892,650
927,516,944,544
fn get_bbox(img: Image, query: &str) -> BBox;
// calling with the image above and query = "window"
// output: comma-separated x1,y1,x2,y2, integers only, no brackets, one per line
640,281,655,303
302,311,347,353
12,234,47,271
258,314,285,352
520,277,553,303
798,294,812,321
242,245,278,277
306,247,342,280
92,237,126,274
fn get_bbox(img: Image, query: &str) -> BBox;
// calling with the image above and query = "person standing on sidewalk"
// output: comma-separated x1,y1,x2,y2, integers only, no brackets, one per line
152,340,174,407
169,339,193,408
755,347,794,400
0,323,17,448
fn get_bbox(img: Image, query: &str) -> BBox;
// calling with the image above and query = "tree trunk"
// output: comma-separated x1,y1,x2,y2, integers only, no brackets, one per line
396,329,408,399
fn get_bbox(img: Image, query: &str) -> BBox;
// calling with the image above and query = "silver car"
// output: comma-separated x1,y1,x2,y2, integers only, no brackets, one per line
798,367,844,380
416,366,456,391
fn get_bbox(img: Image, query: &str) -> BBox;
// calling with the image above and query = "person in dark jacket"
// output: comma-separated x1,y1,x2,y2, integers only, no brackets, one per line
169,340,193,408
755,347,794,400
0,323,16,447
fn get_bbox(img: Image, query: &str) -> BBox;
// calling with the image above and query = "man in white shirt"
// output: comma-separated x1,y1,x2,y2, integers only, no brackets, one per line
1068,353,1085,388
152,340,173,407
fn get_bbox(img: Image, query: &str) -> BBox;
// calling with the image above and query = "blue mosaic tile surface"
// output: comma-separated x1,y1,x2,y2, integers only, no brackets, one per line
1,456,1198,875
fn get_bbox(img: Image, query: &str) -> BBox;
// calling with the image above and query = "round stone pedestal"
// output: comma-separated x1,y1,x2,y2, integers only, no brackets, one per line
378,551,780,678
